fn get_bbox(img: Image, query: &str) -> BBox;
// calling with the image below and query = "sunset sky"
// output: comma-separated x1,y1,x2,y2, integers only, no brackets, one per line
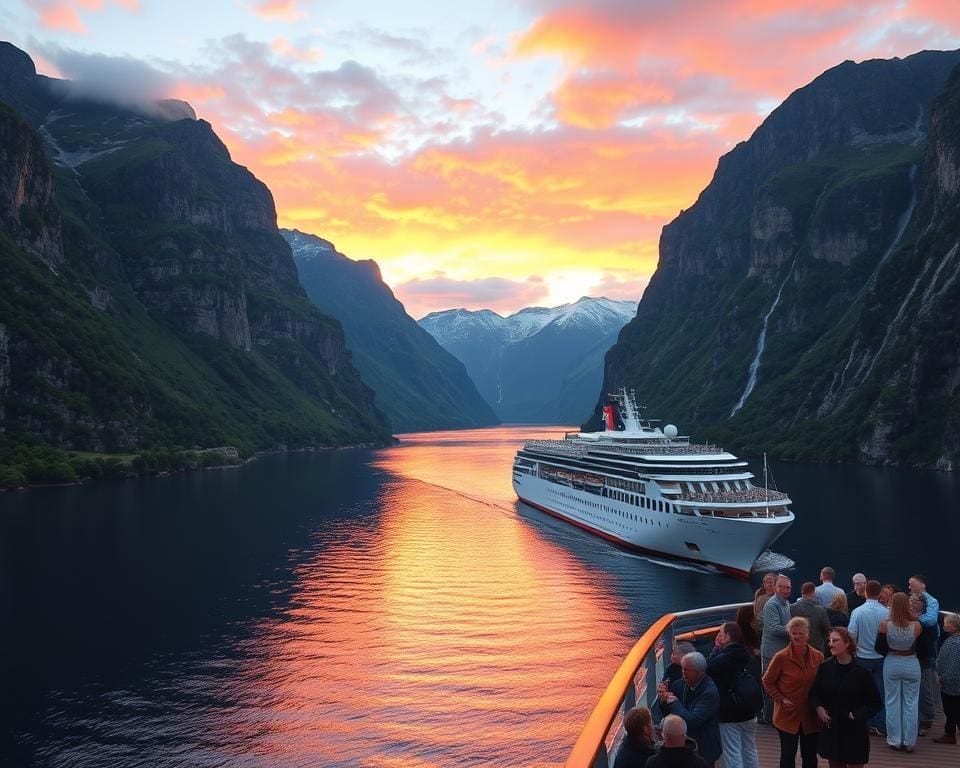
4,1,960,317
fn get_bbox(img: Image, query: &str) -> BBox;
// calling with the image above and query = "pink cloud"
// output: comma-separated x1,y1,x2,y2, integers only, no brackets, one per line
26,0,140,34
513,0,960,134
397,275,550,319
252,0,310,22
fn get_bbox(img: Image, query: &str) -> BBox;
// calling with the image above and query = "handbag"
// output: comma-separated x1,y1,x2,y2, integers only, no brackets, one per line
874,631,889,656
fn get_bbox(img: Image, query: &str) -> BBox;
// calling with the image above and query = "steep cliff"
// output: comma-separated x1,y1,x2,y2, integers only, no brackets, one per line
283,229,498,432
595,50,960,469
0,44,391,478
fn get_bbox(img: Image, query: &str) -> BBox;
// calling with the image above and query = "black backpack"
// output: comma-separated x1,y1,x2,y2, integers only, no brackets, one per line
729,665,763,718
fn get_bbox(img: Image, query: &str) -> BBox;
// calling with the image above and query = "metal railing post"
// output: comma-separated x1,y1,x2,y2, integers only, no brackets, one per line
644,646,659,709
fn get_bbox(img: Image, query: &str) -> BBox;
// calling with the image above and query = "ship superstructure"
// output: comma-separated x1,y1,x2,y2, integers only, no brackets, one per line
512,389,793,577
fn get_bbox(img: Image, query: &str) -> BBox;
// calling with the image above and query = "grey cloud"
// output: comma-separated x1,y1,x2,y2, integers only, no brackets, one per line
41,46,179,115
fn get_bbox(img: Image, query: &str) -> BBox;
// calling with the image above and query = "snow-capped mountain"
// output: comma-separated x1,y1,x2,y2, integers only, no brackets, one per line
418,297,636,423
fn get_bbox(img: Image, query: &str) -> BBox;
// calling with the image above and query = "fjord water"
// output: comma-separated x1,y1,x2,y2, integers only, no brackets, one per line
1,427,957,767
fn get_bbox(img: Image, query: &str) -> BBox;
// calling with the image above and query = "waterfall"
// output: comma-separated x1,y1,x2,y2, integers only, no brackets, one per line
730,258,797,417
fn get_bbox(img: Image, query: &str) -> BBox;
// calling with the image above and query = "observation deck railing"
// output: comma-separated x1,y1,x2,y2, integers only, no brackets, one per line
565,604,957,768
564,602,749,768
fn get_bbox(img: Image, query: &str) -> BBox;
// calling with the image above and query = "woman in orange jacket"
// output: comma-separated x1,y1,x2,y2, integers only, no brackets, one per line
762,616,824,768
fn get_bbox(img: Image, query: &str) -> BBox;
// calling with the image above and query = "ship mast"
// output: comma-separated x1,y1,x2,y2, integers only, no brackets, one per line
613,387,643,432
764,452,769,517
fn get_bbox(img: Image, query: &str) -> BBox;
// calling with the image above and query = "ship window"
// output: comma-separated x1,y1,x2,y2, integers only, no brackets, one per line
685,542,701,552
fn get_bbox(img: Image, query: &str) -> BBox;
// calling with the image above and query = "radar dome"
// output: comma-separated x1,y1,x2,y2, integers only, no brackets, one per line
664,424,678,438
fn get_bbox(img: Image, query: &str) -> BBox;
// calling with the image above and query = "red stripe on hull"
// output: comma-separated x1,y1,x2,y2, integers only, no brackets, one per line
517,495,750,580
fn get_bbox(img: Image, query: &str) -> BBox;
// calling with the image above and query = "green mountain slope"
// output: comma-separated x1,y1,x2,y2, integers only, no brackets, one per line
594,50,960,468
282,229,498,432
0,43,391,482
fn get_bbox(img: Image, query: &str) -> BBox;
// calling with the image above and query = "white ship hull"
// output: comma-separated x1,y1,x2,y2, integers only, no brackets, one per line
513,472,792,578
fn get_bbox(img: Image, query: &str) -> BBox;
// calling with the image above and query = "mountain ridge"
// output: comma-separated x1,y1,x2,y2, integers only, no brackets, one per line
592,48,960,469
283,228,499,432
0,43,391,483
421,297,636,424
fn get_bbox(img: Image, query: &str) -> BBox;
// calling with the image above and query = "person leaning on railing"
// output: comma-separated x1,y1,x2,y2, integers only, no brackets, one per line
612,706,657,768
654,652,722,767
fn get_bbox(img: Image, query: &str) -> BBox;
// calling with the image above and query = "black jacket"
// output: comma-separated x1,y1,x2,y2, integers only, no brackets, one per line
613,734,657,768
644,738,709,768
706,642,754,723
809,657,881,764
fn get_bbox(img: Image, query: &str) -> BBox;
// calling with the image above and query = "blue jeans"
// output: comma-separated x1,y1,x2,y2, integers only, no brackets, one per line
884,654,921,748
719,719,759,768
858,656,885,732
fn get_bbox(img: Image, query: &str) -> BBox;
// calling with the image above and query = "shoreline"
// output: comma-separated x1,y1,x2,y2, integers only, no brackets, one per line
0,437,398,493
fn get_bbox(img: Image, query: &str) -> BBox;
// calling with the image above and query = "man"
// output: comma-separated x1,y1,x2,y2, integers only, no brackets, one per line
663,640,697,685
707,623,759,768
790,582,832,653
655,652,722,767
752,572,776,635
848,579,888,735
760,574,791,723
645,715,709,768
909,574,941,734
814,566,843,608
613,706,657,768
847,573,867,611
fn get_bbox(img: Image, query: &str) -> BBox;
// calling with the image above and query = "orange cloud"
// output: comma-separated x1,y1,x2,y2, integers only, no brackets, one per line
552,73,674,129
271,36,322,62
27,0,141,34
252,0,309,22
37,2,958,317
32,2,87,33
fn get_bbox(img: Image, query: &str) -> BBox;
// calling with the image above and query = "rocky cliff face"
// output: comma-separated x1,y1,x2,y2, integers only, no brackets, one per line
284,228,499,432
0,43,391,457
0,103,62,269
597,50,960,469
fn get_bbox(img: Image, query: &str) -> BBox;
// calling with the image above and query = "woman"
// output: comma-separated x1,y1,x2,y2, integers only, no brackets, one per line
613,706,657,768
708,622,760,768
810,628,881,768
736,604,763,722
827,592,849,628
878,592,921,753
736,604,761,655
762,616,823,768
934,613,960,745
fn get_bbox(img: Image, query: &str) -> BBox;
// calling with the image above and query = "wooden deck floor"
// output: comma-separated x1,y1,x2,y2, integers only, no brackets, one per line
749,709,956,767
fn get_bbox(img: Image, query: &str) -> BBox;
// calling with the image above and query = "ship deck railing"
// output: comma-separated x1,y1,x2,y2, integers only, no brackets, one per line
565,604,956,768
522,440,728,458
565,602,748,768
679,489,790,504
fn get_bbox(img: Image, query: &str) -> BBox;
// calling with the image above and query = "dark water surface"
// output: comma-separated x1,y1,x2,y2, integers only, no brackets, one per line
1,426,957,767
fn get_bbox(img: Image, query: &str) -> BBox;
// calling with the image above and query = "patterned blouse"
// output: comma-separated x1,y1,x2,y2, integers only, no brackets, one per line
937,633,960,695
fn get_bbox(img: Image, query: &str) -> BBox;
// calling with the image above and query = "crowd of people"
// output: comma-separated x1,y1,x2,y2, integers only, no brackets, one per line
612,567,959,768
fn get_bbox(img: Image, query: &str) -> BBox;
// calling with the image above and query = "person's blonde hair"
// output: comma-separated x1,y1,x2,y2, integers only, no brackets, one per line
786,616,809,633
829,591,848,615
944,613,960,633
888,592,913,627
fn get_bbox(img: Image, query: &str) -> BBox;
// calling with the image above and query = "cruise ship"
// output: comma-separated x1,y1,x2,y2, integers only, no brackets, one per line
512,389,793,577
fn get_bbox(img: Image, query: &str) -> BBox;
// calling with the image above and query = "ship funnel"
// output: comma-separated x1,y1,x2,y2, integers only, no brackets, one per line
602,404,616,431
